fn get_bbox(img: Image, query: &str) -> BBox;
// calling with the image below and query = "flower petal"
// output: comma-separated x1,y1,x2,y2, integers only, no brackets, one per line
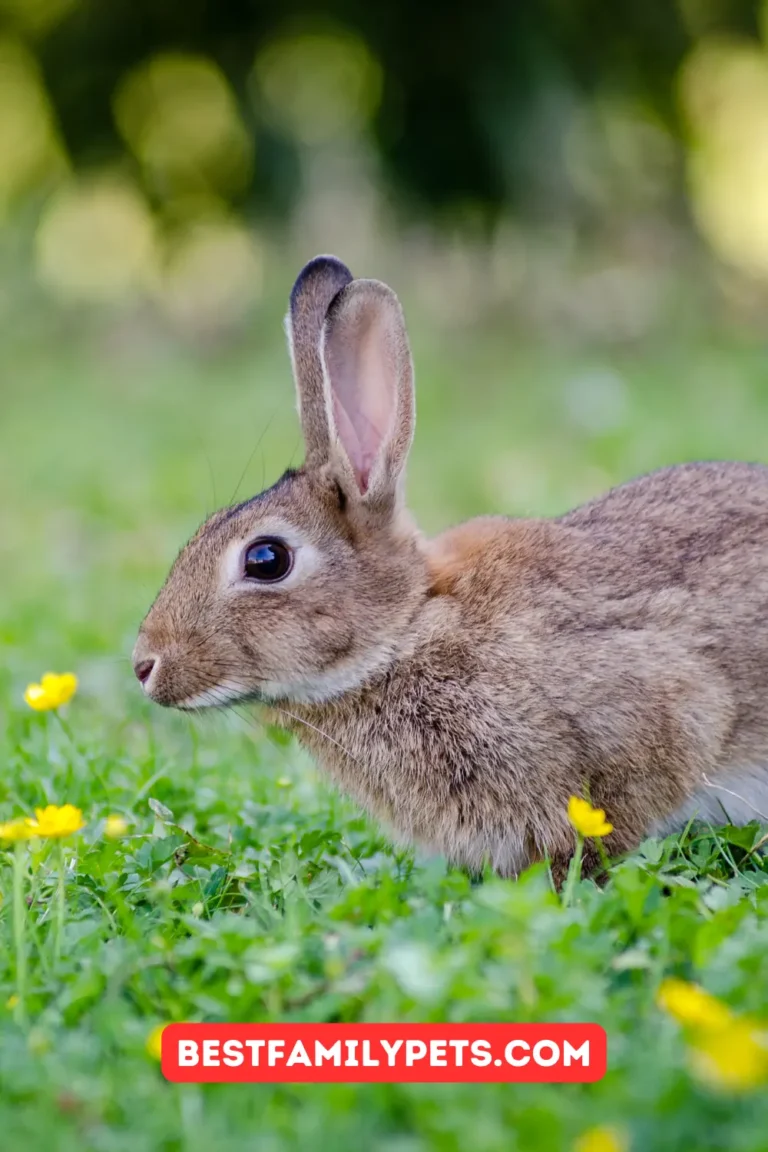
24,684,52,711
0,817,38,842
55,673,78,705
25,673,78,711
146,1024,168,1061
31,804,85,838
104,815,128,838
657,978,732,1028
567,795,614,838
689,1020,768,1091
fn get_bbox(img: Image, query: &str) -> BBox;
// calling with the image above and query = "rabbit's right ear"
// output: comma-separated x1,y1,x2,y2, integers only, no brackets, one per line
320,278,415,510
286,255,353,470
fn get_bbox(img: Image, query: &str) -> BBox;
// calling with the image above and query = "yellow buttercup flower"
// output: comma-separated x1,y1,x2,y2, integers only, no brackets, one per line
657,977,768,1093
567,796,613,838
574,1126,627,1152
0,817,38,842
689,1019,768,1092
146,1023,168,1061
27,805,85,839
657,978,733,1030
24,672,78,711
104,815,128,838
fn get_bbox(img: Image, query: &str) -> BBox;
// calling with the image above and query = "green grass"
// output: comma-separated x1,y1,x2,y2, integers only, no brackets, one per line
2,293,768,1151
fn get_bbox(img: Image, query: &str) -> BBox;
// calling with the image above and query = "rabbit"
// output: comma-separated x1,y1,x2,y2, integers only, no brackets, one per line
133,254,768,882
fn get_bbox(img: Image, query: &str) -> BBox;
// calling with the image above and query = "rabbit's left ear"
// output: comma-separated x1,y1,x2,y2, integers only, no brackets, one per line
321,279,415,508
286,255,353,470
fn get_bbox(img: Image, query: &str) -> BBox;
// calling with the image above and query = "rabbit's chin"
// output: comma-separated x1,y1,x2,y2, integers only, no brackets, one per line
174,682,257,710
169,675,319,712
173,646,397,712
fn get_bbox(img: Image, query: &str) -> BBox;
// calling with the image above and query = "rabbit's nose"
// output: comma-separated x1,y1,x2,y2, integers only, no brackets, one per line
134,657,157,686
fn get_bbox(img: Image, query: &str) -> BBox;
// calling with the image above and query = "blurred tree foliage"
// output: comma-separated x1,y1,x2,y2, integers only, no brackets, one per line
1,0,763,219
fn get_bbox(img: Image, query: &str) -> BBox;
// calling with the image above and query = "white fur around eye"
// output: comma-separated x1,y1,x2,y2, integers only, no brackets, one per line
221,519,321,593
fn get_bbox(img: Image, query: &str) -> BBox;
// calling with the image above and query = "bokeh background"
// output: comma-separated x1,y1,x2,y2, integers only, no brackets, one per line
4,5,768,1149
6,0,768,318
5,0,768,308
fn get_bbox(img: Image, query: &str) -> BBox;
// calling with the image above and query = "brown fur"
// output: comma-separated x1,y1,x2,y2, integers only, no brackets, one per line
134,256,768,879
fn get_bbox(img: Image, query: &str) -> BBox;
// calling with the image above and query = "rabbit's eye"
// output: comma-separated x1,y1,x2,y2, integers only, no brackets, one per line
244,538,293,583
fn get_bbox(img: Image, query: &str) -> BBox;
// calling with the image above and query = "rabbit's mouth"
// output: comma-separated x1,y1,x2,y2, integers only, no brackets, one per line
138,673,252,712
132,636,254,711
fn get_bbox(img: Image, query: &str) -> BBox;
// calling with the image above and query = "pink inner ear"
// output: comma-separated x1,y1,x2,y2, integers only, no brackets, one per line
326,311,397,494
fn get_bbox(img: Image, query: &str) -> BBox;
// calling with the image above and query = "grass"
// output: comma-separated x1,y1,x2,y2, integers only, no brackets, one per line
2,289,768,1151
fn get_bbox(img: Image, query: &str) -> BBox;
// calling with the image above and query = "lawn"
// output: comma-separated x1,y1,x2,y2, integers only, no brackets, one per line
2,286,768,1151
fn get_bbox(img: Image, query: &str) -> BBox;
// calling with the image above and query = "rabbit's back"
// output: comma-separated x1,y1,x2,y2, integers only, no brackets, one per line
561,460,768,542
558,460,768,730
436,461,768,621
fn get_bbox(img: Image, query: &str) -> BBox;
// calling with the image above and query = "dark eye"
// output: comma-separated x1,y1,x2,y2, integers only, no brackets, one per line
243,538,293,583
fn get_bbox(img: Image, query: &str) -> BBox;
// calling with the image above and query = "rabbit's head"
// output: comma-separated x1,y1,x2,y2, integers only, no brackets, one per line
134,257,428,709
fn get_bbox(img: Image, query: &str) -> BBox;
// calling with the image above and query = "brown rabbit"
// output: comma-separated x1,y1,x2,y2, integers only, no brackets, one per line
134,254,768,880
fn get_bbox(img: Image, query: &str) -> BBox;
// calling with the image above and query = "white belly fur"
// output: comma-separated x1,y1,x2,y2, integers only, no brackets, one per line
652,764,768,836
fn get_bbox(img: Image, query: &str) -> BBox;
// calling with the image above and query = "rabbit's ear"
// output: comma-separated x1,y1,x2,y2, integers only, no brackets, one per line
286,255,353,469
321,279,415,506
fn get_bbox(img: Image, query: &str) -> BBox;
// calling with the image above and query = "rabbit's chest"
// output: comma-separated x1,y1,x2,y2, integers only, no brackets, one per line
282,668,552,872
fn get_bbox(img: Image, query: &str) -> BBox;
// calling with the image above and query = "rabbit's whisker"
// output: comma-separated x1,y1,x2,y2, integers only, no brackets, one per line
267,704,362,767
228,408,278,506
701,772,768,822
217,693,361,768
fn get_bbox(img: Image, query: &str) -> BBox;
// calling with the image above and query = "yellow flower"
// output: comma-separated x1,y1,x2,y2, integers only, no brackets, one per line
27,804,85,839
567,795,613,838
0,817,38,842
6,995,19,1010
657,978,768,1093
104,815,128,839
689,1019,768,1092
146,1023,167,1061
574,1127,627,1152
657,978,733,1030
24,672,78,711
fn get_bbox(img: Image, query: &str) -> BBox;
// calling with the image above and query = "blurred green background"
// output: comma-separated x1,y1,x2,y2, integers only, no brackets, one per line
4,0,768,325
4,3,768,1150
5,0,768,664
